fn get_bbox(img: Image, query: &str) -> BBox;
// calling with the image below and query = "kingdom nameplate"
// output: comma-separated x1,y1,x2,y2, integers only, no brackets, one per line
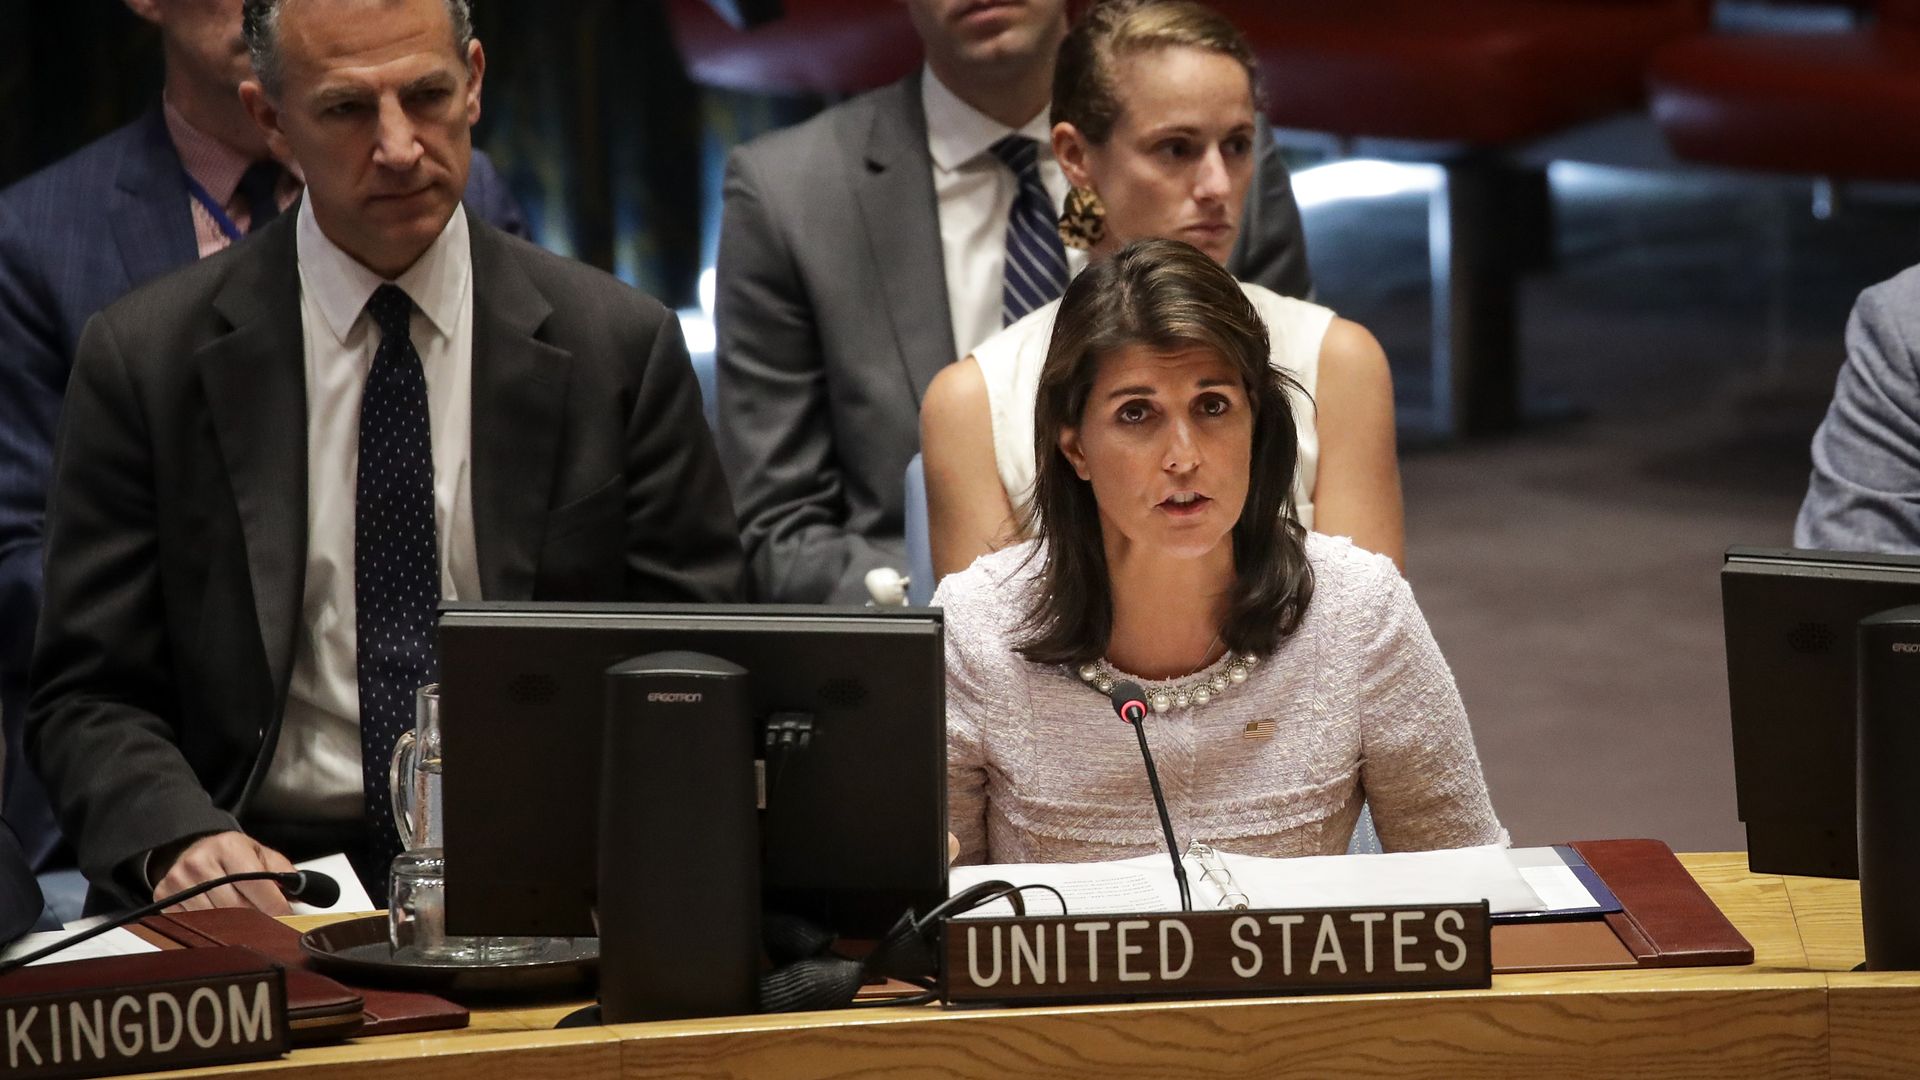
940,902,1492,1005
0,945,290,1078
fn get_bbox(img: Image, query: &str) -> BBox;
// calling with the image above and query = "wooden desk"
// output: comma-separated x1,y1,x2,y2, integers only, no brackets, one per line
120,855,1917,1080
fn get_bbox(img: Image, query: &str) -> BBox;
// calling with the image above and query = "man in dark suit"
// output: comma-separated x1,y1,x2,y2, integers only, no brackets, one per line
0,0,524,880
715,0,1311,603
28,0,741,911
0,823,44,944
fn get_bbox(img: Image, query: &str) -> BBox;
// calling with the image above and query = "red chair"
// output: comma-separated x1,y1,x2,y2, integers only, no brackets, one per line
1237,1,1709,145
1220,0,1712,436
665,0,921,97
1650,2,1920,182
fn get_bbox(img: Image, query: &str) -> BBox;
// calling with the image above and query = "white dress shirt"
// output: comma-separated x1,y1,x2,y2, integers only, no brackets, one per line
921,67,1088,363
252,199,482,821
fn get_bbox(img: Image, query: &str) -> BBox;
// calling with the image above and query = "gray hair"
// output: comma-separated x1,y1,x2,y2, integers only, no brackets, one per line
242,0,475,95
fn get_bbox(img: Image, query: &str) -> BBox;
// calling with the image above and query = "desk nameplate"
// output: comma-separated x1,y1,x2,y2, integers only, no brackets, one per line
0,946,289,1079
940,902,1492,1006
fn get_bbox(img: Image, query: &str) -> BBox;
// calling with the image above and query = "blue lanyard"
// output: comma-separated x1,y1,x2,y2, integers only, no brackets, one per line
184,174,245,243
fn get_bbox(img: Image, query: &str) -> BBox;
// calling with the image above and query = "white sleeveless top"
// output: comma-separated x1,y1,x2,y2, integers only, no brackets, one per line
973,281,1334,530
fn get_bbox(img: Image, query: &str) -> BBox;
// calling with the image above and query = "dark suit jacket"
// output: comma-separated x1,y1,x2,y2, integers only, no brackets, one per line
0,821,42,945
26,210,743,902
715,71,1311,603
0,107,524,870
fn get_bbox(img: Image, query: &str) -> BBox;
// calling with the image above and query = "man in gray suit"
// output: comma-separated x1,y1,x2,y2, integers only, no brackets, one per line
1797,264,1920,552
715,0,1311,603
30,0,741,912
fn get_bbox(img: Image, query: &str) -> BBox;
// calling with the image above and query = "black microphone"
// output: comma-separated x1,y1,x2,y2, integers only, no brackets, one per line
279,871,341,909
1108,680,1191,912
0,869,340,975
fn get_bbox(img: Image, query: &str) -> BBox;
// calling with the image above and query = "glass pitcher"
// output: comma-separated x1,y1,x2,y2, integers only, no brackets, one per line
387,684,540,962
389,683,445,854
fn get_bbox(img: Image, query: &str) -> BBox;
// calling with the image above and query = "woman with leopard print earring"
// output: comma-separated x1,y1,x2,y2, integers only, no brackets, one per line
921,0,1405,585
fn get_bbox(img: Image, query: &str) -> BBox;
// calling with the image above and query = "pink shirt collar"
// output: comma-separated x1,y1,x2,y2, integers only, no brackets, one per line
161,97,256,208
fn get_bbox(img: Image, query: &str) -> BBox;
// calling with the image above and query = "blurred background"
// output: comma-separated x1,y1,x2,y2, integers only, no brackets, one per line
8,0,1916,853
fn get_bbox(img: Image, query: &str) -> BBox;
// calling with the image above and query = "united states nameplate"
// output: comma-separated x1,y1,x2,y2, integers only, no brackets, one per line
941,902,1492,1005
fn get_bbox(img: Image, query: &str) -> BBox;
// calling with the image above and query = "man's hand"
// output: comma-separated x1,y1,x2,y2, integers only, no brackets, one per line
949,832,960,867
151,832,298,914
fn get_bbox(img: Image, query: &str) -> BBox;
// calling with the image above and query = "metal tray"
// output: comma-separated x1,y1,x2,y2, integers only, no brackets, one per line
299,914,598,998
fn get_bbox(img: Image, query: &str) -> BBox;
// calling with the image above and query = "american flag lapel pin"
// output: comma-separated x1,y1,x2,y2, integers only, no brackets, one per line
1243,719,1277,739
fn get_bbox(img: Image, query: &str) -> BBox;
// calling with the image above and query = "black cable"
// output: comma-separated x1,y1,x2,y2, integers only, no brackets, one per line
842,883,1071,1010
586,882,1079,1023
0,870,337,975
913,881,1068,930
913,880,1025,926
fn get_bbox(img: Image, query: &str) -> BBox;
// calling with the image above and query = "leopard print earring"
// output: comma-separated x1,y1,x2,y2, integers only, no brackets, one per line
1058,187,1106,250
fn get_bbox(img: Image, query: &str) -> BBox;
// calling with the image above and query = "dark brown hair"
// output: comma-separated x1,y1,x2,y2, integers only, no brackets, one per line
1015,238,1314,666
1051,0,1261,144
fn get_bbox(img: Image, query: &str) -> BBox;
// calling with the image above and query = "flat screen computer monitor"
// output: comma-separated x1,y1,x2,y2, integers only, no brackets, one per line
435,603,947,938
1722,546,1920,878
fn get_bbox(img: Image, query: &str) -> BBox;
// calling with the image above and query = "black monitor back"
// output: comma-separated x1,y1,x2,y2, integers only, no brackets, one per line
1722,546,1920,877
436,603,946,938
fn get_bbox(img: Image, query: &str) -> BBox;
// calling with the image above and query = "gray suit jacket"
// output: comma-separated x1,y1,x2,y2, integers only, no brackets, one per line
1797,264,1920,552
28,210,743,901
715,71,1311,603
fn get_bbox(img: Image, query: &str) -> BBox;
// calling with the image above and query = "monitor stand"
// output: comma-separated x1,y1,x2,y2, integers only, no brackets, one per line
1858,606,1920,970
591,650,761,1022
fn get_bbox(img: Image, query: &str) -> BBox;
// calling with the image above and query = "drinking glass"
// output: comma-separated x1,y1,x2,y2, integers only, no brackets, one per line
387,684,542,962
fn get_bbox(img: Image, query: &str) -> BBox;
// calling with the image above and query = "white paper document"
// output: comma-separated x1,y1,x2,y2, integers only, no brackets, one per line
0,926,160,968
949,843,1545,918
1504,846,1608,915
948,860,1178,918
1517,865,1600,912
290,852,376,915
1211,845,1544,913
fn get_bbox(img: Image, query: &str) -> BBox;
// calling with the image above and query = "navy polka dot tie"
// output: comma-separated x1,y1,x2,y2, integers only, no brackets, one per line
988,135,1070,325
355,283,439,892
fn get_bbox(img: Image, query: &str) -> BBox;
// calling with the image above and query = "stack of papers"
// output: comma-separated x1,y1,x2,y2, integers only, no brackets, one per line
948,844,1597,920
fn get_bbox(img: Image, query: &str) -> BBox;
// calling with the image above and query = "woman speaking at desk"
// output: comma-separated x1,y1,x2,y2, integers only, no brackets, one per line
937,239,1501,866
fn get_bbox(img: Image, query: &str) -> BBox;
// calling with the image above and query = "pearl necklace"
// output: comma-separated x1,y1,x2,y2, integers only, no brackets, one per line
1075,651,1259,713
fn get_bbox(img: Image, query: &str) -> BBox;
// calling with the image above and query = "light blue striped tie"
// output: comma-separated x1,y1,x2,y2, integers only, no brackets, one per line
989,135,1070,325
